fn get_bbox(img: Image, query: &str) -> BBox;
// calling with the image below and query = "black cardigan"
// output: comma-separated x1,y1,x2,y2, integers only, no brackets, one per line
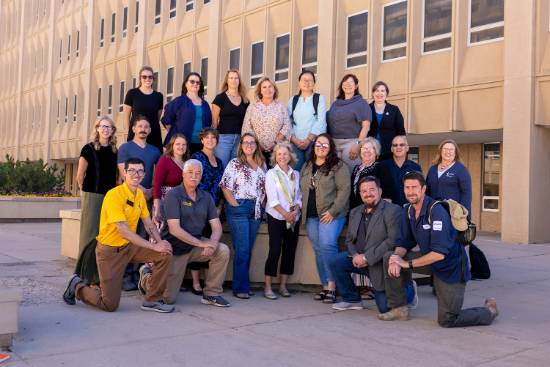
369,101,406,158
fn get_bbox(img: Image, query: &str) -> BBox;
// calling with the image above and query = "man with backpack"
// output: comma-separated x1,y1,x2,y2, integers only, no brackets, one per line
379,171,498,327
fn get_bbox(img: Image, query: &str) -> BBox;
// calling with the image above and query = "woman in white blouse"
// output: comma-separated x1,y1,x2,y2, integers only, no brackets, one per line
263,142,302,299
220,132,266,299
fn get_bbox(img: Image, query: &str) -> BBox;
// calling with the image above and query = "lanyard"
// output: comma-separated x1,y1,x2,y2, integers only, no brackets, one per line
275,169,296,208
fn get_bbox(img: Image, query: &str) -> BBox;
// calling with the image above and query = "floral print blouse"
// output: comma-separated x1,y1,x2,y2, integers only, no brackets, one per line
219,158,266,219
241,100,291,152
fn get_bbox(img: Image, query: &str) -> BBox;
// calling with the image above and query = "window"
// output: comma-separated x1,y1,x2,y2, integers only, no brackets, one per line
229,48,240,70
423,0,452,53
482,143,500,211
204,0,210,4
275,34,290,82
67,34,71,60
100,18,104,47
97,87,102,117
250,41,264,86
122,7,128,38
59,39,63,64
469,0,504,45
154,0,161,24
135,1,140,32
186,0,194,11
73,94,77,122
170,0,177,18
347,12,368,68
302,26,318,73
153,71,159,90
108,84,113,114
119,81,125,112
56,99,60,124
408,147,419,164
382,0,407,62
64,97,68,123
75,31,80,57
183,61,191,80
111,13,116,42
132,77,137,88
201,58,208,95
166,67,174,102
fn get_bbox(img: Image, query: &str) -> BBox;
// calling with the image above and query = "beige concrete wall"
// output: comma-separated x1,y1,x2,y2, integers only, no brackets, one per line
0,197,80,220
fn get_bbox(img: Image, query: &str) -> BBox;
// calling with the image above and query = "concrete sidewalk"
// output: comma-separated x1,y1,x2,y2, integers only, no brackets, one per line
0,222,549,367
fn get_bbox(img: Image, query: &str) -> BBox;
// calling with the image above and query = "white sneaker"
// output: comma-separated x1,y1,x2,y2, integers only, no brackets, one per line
332,301,364,311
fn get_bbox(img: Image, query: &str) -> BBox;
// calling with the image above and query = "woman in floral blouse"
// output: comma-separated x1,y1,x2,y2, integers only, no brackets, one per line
220,132,266,299
241,77,291,166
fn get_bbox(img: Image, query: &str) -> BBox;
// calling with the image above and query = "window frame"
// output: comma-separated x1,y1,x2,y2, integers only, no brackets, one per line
119,80,125,112
301,24,318,73
250,40,264,87
345,10,368,70
182,61,191,80
111,13,116,43
75,30,80,57
73,94,77,122
135,1,140,32
467,0,504,47
481,142,501,212
122,6,128,38
99,18,104,47
381,0,408,63
201,57,209,95
64,96,68,123
186,0,194,11
166,66,175,102
67,34,71,60
96,87,102,117
421,0,452,55
169,0,177,18
154,0,161,24
59,38,63,64
107,84,113,115
274,33,290,82
229,47,240,70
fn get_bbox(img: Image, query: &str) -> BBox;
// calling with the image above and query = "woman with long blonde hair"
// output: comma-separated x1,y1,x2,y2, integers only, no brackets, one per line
73,116,118,285
211,69,250,168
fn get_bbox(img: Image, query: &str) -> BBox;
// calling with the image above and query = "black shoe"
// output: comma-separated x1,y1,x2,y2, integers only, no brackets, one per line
63,274,82,305
191,286,203,296
322,290,337,304
314,290,328,301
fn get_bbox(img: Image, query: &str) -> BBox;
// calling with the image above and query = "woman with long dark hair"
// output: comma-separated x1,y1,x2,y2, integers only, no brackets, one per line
299,133,350,303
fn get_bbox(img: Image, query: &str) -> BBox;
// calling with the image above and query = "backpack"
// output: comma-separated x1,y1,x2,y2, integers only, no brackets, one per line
469,243,491,279
290,93,320,125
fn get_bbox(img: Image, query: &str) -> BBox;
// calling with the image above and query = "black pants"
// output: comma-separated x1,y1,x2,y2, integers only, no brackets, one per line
264,214,299,277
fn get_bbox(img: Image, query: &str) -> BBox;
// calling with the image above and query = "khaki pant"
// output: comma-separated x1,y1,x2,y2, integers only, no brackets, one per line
75,242,172,312
163,242,230,304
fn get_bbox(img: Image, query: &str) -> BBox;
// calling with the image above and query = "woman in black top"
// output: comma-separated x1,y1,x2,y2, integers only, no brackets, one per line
123,66,164,151
369,81,406,161
211,69,249,168
74,116,118,284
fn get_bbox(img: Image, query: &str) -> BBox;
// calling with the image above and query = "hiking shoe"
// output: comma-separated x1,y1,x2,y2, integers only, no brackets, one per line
485,298,499,319
141,300,174,313
201,295,231,307
332,301,364,311
378,306,409,321
408,280,419,310
322,290,337,304
138,264,152,296
63,274,82,305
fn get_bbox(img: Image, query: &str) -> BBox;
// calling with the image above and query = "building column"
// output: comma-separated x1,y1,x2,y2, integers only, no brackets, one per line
316,0,337,104
207,0,222,99
80,1,96,146
135,0,148,73
501,0,550,243
13,0,28,161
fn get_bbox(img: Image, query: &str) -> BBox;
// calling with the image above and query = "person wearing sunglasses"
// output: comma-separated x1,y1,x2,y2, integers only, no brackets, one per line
123,66,164,152
369,81,406,161
73,116,119,287
380,135,422,207
299,133,350,303
162,72,212,153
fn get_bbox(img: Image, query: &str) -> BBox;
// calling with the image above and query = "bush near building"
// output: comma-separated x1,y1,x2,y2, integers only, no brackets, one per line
0,155,66,195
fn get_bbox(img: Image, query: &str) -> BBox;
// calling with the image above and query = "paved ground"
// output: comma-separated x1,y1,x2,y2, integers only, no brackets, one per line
0,222,549,367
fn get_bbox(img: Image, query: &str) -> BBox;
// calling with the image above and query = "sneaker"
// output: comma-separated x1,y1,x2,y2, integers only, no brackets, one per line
377,305,409,321
141,300,175,313
138,264,152,296
201,295,231,307
0,353,11,363
322,290,337,304
314,290,327,301
332,301,364,311
63,274,82,305
408,280,419,310
485,298,499,319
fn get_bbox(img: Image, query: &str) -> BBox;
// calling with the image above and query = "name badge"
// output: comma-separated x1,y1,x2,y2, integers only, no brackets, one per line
422,224,431,230
433,221,443,231
182,201,193,207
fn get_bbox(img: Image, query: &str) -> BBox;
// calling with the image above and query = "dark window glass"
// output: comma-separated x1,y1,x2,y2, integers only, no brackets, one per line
383,1,407,47
302,26,318,66
471,0,504,28
275,34,289,81
424,0,452,38
229,48,240,70
183,62,191,80
251,42,264,86
347,12,367,59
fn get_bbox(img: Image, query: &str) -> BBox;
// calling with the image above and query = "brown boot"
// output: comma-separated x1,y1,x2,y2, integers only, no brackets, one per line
377,306,409,321
484,298,499,319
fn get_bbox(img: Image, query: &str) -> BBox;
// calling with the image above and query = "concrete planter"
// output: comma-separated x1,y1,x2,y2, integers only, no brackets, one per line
0,196,80,220
0,288,22,348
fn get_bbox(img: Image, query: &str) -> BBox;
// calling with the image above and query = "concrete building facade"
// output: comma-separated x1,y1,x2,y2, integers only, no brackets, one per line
0,0,549,244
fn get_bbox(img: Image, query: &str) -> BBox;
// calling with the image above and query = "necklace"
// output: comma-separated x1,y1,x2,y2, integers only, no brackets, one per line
172,157,185,171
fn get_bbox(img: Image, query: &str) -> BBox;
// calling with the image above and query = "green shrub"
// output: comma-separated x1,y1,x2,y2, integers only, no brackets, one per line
0,155,65,195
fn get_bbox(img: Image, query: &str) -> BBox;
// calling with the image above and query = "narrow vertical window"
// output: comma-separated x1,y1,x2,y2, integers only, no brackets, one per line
166,67,174,102
108,84,113,114
119,81,126,112
155,0,161,24
67,34,71,60
56,99,60,123
469,0,504,45
201,58,208,95
186,0,194,11
423,0,452,53
100,18,104,47
59,39,63,64
301,26,318,73
183,62,191,80
170,0,177,18
346,12,368,68
250,41,264,87
75,30,80,57
153,72,159,90
135,1,140,32
229,48,240,70
97,88,102,117
382,0,407,62
111,13,116,42
64,97,68,123
73,94,77,122
122,7,128,38
132,77,137,88
482,143,501,211
274,34,289,82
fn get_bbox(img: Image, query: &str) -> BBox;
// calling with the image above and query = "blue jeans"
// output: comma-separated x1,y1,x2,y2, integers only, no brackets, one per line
225,199,261,294
330,252,415,313
215,134,240,169
291,141,312,172
305,217,346,286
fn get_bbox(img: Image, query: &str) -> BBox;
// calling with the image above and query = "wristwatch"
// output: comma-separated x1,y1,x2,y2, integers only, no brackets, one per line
408,259,414,270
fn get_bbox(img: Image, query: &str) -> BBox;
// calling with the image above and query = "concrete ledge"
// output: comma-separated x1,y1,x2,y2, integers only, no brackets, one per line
0,196,80,220
0,288,23,348
60,209,82,259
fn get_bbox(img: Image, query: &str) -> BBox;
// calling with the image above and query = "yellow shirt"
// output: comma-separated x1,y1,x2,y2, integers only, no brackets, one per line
96,182,149,247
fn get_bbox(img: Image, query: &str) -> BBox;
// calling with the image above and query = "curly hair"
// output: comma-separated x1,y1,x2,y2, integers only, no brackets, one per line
307,133,341,175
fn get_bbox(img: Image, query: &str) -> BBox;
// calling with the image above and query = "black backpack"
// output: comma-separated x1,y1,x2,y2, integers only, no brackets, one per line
469,243,491,279
290,93,320,125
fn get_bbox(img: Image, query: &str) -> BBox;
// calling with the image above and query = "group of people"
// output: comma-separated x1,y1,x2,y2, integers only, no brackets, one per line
63,66,498,328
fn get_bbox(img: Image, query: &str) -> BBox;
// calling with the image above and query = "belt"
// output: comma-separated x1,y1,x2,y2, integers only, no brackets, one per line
97,242,129,252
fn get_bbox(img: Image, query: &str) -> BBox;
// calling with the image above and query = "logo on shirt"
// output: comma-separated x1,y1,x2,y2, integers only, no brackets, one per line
182,201,193,207
445,172,455,178
433,221,443,231
422,224,431,230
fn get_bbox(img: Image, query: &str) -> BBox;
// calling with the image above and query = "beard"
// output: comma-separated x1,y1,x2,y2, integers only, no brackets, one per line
363,197,378,208
406,195,419,204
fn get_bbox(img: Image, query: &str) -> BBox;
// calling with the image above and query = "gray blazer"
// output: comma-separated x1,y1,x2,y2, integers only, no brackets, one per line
345,200,402,290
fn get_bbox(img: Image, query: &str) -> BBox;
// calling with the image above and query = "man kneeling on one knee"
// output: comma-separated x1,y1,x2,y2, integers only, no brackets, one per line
142,159,231,307
329,176,414,312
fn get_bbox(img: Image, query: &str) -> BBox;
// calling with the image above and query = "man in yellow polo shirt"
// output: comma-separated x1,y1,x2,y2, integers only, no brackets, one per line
63,157,174,313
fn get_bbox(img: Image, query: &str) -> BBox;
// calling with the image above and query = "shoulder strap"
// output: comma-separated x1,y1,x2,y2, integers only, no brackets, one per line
88,143,101,193
290,95,300,124
427,200,449,225
312,93,320,116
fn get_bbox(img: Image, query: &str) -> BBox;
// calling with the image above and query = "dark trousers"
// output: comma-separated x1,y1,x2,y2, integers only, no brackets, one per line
265,214,300,277
382,251,423,309
433,274,493,327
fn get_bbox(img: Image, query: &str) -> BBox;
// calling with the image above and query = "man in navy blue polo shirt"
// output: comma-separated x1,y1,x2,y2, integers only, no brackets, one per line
380,171,498,327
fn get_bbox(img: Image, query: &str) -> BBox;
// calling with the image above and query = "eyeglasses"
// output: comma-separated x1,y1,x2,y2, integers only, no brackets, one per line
242,141,256,146
126,168,145,177
392,143,407,147
98,125,113,130
140,75,154,80
314,142,329,149
188,79,201,85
